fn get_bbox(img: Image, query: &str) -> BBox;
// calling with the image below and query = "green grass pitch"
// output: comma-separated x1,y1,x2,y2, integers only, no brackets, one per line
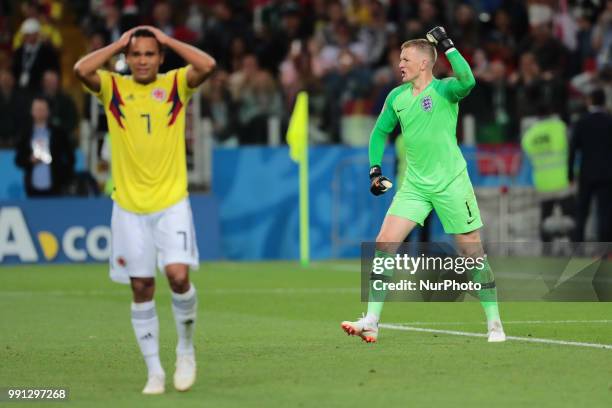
1,261,611,407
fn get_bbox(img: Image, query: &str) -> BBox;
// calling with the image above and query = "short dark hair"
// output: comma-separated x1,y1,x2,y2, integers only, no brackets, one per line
125,29,163,53
590,89,606,107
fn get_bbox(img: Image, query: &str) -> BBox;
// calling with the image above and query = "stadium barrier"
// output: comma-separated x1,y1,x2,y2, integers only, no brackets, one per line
0,194,221,265
212,145,534,260
1,145,536,262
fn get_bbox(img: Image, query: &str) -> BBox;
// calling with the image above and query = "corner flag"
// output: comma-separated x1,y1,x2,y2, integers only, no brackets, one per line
286,92,310,266
287,92,308,162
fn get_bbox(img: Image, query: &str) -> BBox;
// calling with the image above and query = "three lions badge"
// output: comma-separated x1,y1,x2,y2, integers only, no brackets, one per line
421,95,433,112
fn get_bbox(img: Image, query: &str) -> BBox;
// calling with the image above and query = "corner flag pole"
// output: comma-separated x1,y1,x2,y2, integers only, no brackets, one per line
287,92,310,267
299,130,309,267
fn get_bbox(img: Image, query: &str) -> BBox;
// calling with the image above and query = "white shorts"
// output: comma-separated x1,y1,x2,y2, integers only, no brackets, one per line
109,198,199,284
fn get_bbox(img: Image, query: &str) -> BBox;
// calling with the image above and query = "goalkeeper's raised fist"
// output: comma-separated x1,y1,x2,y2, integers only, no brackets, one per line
426,26,454,53
369,165,393,196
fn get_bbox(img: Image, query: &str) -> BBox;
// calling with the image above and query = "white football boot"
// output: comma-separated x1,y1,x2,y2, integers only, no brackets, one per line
341,315,379,343
174,354,196,391
142,373,165,395
487,320,507,343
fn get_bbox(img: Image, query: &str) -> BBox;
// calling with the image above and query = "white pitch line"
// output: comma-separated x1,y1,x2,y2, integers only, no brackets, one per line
386,320,612,326
0,287,361,297
380,323,612,350
208,288,360,295
497,319,612,324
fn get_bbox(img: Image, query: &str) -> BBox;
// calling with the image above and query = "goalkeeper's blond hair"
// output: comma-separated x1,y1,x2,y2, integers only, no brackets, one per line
401,39,437,67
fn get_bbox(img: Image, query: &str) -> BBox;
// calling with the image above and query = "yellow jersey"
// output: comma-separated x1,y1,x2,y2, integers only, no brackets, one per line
88,66,196,213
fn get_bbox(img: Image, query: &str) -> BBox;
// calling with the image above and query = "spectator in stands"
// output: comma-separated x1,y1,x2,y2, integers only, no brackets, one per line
279,37,335,142
503,0,530,36
184,0,205,43
451,3,480,53
202,2,252,71
315,0,347,48
573,7,597,74
59,0,612,149
259,0,289,34
152,0,174,37
592,0,612,70
417,0,444,30
484,8,518,63
319,21,367,73
372,47,402,113
201,69,239,145
346,0,370,27
602,66,612,108
41,70,79,139
257,2,308,75
356,0,393,67
12,1,62,50
465,59,516,142
15,97,75,197
279,38,330,140
0,1,12,54
511,52,544,129
153,0,196,72
0,69,29,147
229,54,283,144
81,31,109,140
519,22,569,77
308,0,330,36
402,18,424,42
321,30,373,143
513,55,567,131
11,18,60,93
280,40,308,110
569,89,612,242
228,36,248,73
101,3,123,43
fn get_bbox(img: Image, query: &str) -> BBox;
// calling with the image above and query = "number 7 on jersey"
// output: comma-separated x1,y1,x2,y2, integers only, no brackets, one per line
140,113,151,134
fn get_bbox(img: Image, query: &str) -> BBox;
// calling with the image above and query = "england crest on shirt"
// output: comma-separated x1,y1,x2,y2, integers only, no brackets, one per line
421,95,433,112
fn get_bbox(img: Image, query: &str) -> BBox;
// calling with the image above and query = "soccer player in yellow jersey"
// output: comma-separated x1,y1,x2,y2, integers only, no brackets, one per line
74,26,216,394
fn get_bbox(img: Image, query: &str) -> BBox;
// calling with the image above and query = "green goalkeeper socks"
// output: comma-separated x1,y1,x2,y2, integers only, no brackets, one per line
366,250,395,320
469,258,500,322
366,251,501,323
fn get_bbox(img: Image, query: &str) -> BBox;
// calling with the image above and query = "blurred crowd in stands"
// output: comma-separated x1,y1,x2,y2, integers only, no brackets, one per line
0,0,611,198
1,0,612,146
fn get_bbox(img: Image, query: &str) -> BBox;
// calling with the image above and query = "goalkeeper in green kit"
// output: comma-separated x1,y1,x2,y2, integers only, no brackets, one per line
341,27,506,343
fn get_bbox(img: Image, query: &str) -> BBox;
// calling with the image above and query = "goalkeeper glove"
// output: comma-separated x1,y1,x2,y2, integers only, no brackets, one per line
369,165,393,196
426,26,454,53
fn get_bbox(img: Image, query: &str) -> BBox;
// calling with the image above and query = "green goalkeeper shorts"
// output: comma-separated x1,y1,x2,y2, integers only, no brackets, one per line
387,168,483,234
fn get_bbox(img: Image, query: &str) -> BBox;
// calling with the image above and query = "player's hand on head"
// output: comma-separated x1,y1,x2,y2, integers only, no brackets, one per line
369,165,393,196
118,27,138,48
426,26,454,52
138,25,170,45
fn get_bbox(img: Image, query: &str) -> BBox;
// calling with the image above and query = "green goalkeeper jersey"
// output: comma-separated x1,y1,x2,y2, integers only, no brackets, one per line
369,49,475,192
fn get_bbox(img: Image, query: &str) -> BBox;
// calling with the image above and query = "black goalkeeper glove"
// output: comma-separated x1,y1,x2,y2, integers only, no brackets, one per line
426,26,454,53
369,165,393,196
